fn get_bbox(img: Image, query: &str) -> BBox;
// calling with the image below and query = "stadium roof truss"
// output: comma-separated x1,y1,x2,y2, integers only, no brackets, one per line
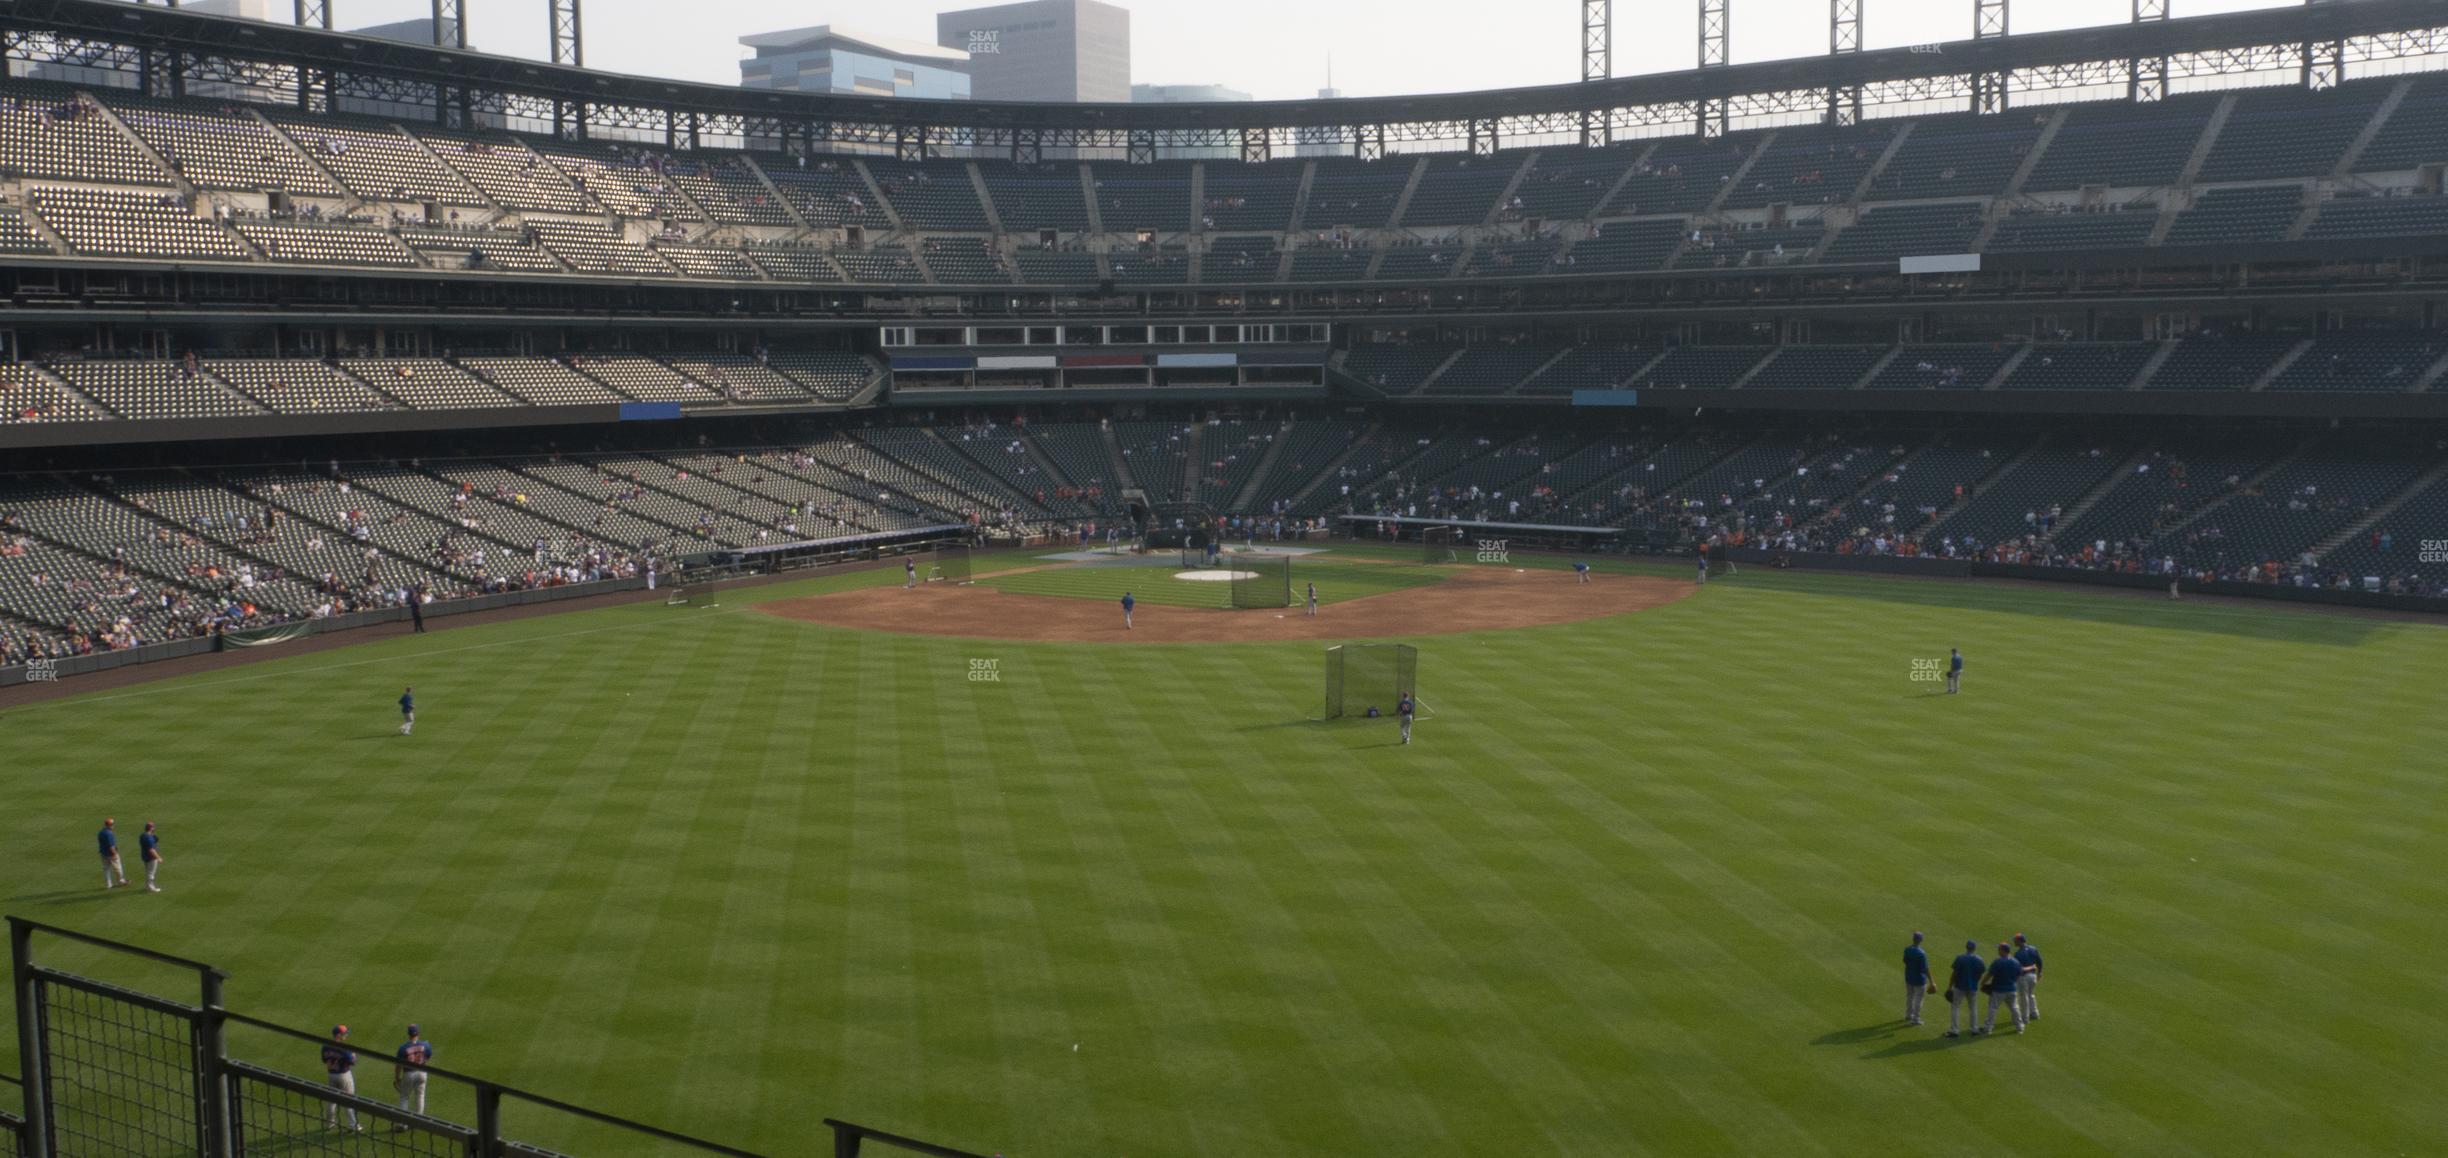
5,0,2448,157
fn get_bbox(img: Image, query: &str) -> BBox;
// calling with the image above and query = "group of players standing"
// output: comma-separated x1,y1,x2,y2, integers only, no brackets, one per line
1903,931,2044,1036
95,817,161,892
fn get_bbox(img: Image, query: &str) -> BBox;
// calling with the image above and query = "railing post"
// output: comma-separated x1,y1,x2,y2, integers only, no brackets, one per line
475,1085,503,1158
9,919,50,1157
831,1119,860,1158
198,969,232,1157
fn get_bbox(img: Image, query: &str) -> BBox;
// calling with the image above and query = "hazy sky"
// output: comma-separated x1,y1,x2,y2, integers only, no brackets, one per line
323,0,2297,100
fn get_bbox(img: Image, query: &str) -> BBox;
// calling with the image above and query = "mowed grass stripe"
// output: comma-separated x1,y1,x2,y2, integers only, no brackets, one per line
4,562,2445,1155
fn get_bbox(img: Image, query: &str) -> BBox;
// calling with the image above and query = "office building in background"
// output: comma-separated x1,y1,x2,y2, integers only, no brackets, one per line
936,0,1130,103
739,25,973,99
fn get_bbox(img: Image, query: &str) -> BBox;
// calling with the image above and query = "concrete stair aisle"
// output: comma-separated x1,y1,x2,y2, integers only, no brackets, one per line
1383,156,1432,230
1099,422,1137,490
2040,448,2153,544
1846,121,1915,205
852,159,907,231
1481,151,1541,226
1227,420,1298,512
1918,433,2049,542
1703,131,1776,215
1410,348,1469,395
2003,107,2068,198
1178,422,1205,501
2124,340,2180,391
2142,439,2315,544
2312,455,2448,559
2174,94,2239,189
1281,422,1385,512
2333,78,2412,178
2249,340,2314,392
1979,345,2032,391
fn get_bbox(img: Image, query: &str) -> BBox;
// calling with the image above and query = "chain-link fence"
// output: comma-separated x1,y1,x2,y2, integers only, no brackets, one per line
9,918,890,1158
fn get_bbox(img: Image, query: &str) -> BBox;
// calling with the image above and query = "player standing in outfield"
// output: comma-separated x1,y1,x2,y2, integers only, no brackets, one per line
1121,591,1135,630
1946,648,1963,695
1574,560,1592,584
397,686,415,735
1902,931,1930,1025
1306,581,1318,617
139,821,163,892
905,558,917,589
1945,939,1984,1038
1982,942,2027,1035
2012,933,2043,1023
392,1024,433,1127
322,1025,363,1132
97,818,128,889
1396,691,1415,745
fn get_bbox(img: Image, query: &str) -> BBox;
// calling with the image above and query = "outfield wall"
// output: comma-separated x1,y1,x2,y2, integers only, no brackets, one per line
1725,548,2448,615
0,577,646,689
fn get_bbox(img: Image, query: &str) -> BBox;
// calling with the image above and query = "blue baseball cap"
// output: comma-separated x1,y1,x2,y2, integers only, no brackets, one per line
1965,940,1978,951
1911,931,1924,942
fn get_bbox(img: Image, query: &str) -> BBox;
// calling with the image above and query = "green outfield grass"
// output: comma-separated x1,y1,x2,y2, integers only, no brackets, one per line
982,556,1444,608
2,555,2443,1156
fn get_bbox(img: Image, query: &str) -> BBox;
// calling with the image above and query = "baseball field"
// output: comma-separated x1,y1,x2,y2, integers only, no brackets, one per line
1,545,2441,1156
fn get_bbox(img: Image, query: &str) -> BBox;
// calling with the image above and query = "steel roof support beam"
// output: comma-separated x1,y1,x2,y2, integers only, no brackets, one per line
2132,0,2169,101
1584,0,1611,82
549,0,580,67
1829,0,1862,125
1973,0,2009,114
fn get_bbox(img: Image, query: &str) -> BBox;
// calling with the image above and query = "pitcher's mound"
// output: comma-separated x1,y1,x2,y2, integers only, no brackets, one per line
759,567,1693,643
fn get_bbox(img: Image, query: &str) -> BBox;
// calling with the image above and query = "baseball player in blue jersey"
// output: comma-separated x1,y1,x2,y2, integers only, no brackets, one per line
2012,933,2043,1023
398,686,415,735
1396,691,1415,744
905,558,917,589
392,1024,434,1126
1945,939,1984,1037
322,1025,363,1132
1306,581,1318,617
97,818,128,889
1121,591,1135,630
1946,648,1963,695
139,821,163,892
1574,560,1592,584
1902,931,1931,1025
1982,942,2027,1035
1696,555,1709,585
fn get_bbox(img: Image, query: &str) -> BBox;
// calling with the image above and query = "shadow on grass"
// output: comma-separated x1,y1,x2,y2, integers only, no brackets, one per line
1731,569,2398,647
1861,1033,1985,1059
1812,1021,1906,1046
8,888,127,906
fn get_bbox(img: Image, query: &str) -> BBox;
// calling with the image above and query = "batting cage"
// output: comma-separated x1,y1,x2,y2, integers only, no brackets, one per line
1229,556,1293,609
1144,499,1214,551
928,542,973,585
1422,525,1462,564
1323,643,1419,720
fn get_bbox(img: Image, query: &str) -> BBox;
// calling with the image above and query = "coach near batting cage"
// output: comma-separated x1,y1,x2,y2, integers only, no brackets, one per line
929,542,974,585
1229,556,1293,609
1323,643,1419,720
